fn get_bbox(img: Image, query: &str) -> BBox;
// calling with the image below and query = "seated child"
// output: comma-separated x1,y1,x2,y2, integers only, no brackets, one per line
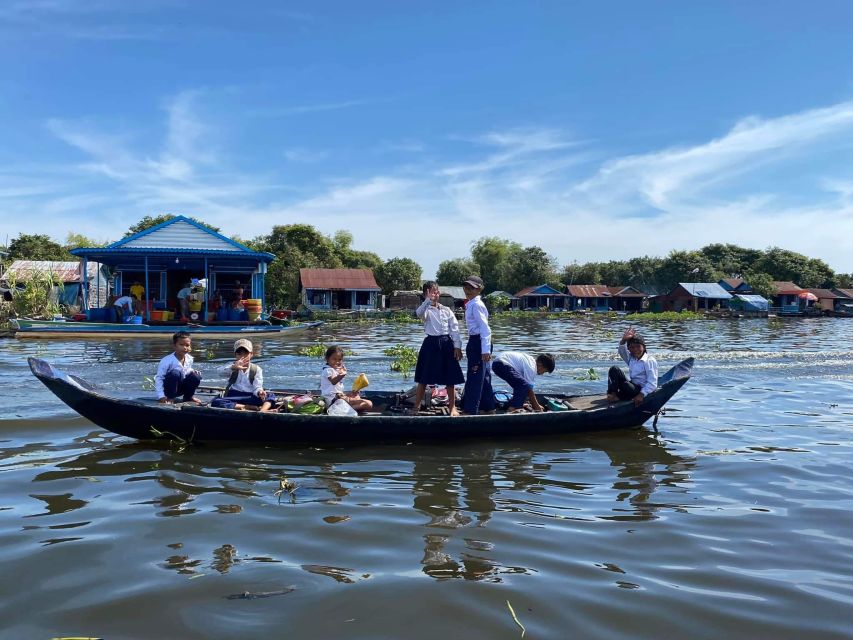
222,338,276,411
411,281,465,415
155,331,202,404
607,327,658,406
491,351,555,413
321,345,372,414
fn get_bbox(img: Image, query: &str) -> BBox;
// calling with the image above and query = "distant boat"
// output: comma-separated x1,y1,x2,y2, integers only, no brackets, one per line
11,318,323,339
28,356,694,446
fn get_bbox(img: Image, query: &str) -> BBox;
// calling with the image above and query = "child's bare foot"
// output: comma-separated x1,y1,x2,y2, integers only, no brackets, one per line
606,393,618,402
189,397,202,405
449,408,459,417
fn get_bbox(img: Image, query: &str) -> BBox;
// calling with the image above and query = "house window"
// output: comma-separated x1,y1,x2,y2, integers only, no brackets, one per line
309,290,328,305
355,291,371,306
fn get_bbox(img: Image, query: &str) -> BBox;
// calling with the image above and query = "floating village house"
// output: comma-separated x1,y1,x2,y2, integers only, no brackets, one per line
806,289,839,313
1,260,111,308
649,282,732,312
298,268,381,311
565,285,646,312
832,288,853,314
71,216,275,321
515,284,568,311
769,281,810,315
718,278,753,294
437,285,468,309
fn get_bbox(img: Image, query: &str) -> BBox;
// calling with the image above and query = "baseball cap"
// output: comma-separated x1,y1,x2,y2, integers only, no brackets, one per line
462,275,484,289
234,338,253,353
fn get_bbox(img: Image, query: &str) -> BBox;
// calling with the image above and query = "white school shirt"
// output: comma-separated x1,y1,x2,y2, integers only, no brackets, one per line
463,295,492,354
320,364,344,405
416,298,462,349
618,343,659,396
222,363,264,396
114,295,134,310
494,351,537,386
155,352,195,399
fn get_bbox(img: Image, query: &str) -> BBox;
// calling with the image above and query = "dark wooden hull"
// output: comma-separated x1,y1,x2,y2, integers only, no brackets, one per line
28,357,693,446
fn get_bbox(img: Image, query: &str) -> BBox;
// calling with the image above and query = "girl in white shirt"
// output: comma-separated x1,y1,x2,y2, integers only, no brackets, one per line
322,346,373,414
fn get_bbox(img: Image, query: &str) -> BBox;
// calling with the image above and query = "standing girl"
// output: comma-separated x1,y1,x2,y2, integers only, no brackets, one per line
460,275,496,415
411,281,465,415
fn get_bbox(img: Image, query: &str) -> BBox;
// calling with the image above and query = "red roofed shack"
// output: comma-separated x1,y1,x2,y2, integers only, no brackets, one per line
299,268,381,311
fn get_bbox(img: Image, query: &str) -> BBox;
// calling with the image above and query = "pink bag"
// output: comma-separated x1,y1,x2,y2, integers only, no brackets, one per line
291,394,314,408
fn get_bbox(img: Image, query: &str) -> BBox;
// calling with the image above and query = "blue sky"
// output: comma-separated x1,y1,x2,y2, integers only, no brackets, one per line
2,0,853,278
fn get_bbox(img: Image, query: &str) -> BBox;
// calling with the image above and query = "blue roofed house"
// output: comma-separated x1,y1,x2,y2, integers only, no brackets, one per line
71,216,275,321
718,278,753,294
514,284,568,311
650,283,732,312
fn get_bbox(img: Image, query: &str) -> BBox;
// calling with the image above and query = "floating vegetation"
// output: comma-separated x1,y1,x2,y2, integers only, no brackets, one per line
298,342,328,358
628,311,704,321
149,426,195,452
142,376,155,391
384,345,418,377
273,476,298,503
574,368,600,381
506,600,526,637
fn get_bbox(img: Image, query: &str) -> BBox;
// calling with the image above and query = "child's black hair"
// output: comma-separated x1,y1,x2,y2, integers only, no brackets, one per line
536,353,556,373
325,345,344,361
422,280,437,295
172,330,191,344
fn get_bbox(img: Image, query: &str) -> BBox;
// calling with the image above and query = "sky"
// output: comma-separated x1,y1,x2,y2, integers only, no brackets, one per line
2,0,853,279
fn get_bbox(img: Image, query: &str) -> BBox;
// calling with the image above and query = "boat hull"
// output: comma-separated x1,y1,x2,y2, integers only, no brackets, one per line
28,357,693,446
12,319,322,339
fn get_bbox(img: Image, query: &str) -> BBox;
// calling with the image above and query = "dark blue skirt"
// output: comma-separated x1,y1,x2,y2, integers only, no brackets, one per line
414,335,465,386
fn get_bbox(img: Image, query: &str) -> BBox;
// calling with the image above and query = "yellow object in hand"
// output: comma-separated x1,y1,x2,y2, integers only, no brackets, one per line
352,373,369,392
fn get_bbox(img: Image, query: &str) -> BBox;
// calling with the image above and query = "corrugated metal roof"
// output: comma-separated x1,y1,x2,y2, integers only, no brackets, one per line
772,281,803,294
485,290,517,299
678,283,733,299
515,284,564,297
807,289,837,298
567,285,646,297
300,268,380,290
833,288,853,298
437,285,466,300
1,260,103,283
721,278,745,289
734,294,769,303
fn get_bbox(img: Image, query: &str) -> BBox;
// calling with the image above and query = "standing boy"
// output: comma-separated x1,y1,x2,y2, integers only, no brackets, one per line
492,351,556,413
155,331,203,404
460,275,496,415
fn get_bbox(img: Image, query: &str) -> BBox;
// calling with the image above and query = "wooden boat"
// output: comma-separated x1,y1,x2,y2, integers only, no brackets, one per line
11,318,323,339
28,357,694,446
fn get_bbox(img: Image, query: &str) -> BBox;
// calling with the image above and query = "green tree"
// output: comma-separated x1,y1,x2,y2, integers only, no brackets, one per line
332,230,383,269
471,237,522,293
657,250,721,290
65,232,110,250
7,234,72,261
436,258,479,286
124,214,220,237
499,246,559,294
741,271,776,299
374,257,422,294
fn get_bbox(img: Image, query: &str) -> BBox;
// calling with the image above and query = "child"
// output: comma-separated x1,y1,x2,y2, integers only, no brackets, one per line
321,346,373,414
607,327,658,406
460,275,496,415
155,331,202,404
222,338,276,411
411,281,465,415
492,351,556,413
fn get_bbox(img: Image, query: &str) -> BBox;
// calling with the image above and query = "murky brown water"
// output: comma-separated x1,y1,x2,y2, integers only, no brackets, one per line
1,316,852,638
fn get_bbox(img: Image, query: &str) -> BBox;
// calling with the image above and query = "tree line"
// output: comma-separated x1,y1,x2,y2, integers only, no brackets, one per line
4,215,851,305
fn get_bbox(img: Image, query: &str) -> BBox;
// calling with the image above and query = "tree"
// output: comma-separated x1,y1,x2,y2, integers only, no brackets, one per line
741,271,775,299
470,237,522,293
7,234,72,261
436,258,479,286
332,230,383,269
65,232,109,250
374,257,422,294
124,214,220,237
657,250,721,290
499,246,559,295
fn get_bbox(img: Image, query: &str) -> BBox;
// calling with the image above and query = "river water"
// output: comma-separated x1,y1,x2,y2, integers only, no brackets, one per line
1,317,852,639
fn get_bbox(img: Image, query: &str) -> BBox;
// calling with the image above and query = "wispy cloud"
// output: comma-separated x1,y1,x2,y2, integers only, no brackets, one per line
5,94,853,277
248,100,372,118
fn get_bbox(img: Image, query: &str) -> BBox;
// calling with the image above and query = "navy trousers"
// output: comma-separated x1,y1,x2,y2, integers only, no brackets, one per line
163,369,202,402
224,390,277,407
491,360,531,408
607,366,639,400
462,337,495,414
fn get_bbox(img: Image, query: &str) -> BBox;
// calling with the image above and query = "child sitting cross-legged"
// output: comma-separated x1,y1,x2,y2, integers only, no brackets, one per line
321,346,373,414
222,338,276,411
491,351,556,413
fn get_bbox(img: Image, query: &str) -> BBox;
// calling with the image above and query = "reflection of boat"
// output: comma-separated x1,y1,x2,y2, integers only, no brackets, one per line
12,318,322,339
30,357,693,446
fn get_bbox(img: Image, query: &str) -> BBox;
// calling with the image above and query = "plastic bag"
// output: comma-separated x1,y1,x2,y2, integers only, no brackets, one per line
294,400,323,415
327,398,358,416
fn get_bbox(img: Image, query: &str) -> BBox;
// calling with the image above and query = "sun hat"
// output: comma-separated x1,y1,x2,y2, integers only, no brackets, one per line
462,275,484,289
234,338,253,353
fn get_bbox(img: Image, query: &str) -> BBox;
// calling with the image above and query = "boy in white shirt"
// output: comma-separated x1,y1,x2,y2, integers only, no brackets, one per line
460,275,496,415
492,351,556,413
222,338,276,411
155,331,202,404
607,327,658,406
